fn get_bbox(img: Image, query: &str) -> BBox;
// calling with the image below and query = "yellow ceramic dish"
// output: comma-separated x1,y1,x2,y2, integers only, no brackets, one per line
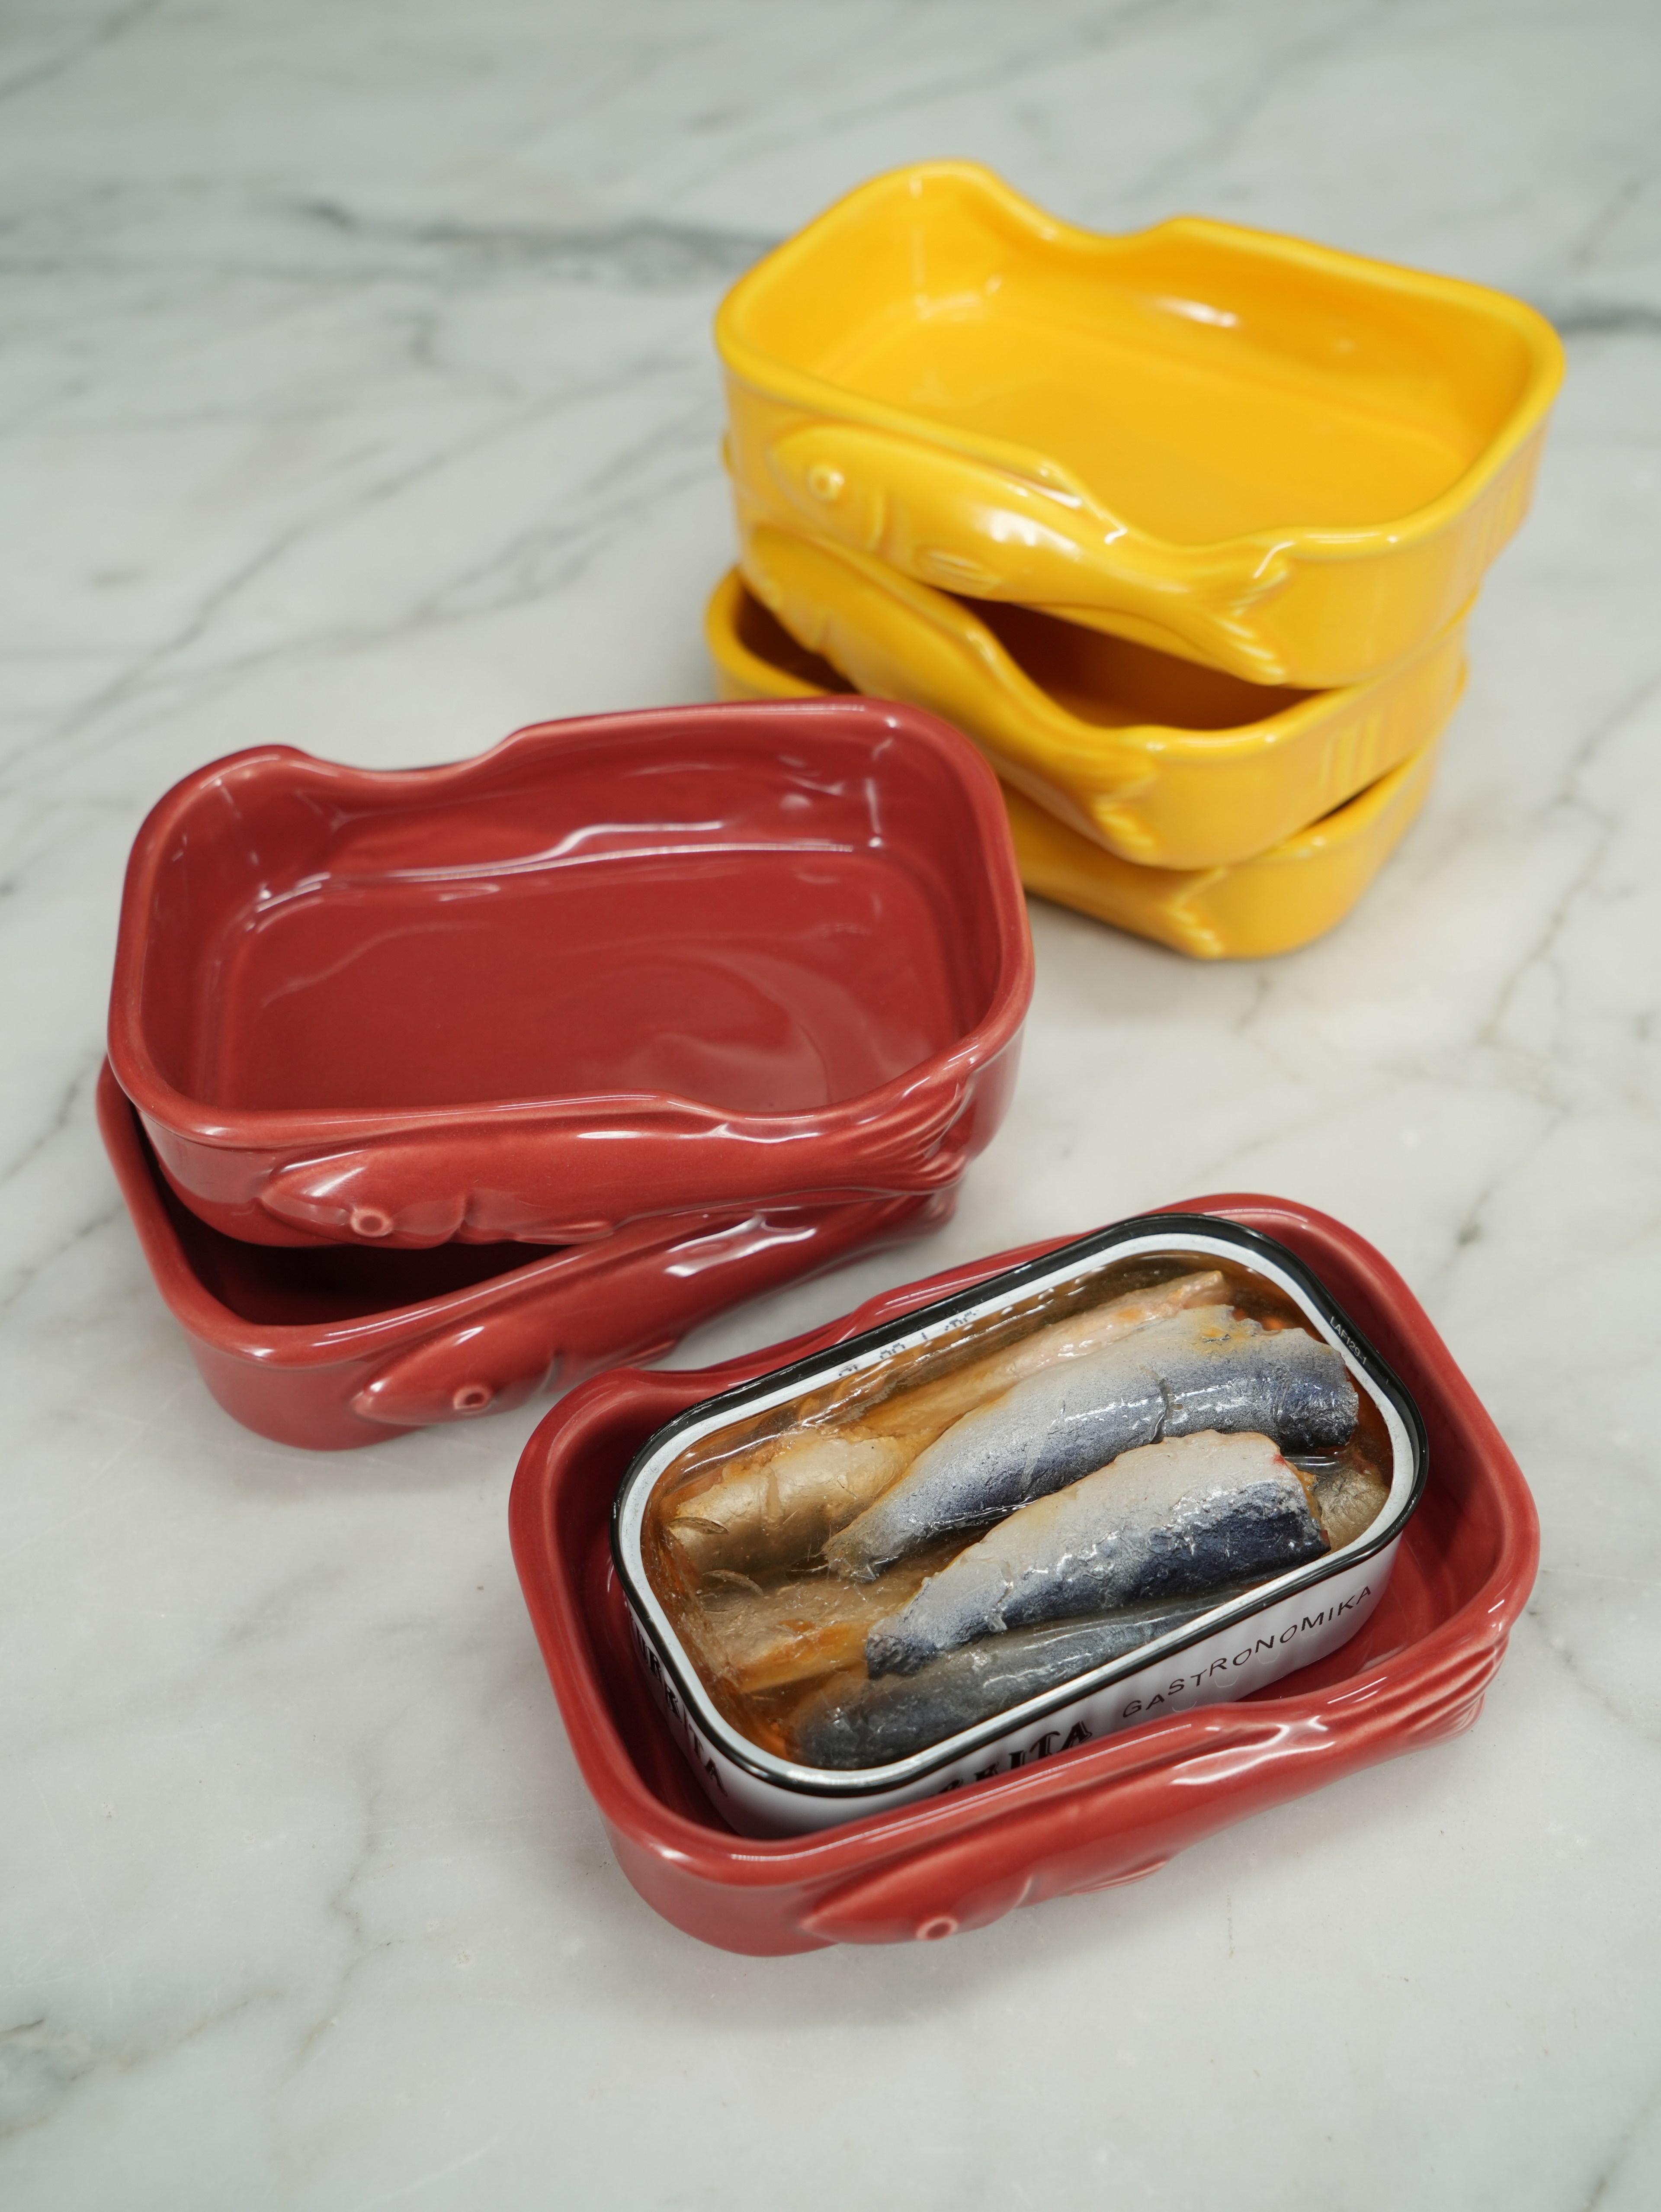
718,163,1563,688
997,762,1437,959
707,571,1438,959
738,512,1466,869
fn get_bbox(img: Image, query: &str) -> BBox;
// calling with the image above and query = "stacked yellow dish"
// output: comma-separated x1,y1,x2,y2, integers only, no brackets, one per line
707,163,1563,957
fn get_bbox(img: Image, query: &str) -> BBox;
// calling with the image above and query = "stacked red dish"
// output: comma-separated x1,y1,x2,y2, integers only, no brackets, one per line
104,700,1033,1448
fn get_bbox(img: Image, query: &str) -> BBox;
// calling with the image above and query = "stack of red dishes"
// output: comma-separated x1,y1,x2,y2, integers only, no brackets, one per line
103,700,1033,1449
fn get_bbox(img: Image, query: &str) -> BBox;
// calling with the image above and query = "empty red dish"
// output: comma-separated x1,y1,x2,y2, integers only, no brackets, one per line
98,1062,956,1451
509,1195,1538,1953
108,701,1032,1249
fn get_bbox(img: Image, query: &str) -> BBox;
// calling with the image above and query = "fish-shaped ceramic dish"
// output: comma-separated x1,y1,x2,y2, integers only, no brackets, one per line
97,1062,956,1451
108,700,1031,1249
706,572,1437,959
720,163,1562,688
609,1216,1426,1838
736,514,1468,868
510,1196,1536,1950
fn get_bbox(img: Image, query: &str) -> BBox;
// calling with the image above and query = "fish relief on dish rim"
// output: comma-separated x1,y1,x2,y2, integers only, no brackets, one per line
612,1214,1428,1839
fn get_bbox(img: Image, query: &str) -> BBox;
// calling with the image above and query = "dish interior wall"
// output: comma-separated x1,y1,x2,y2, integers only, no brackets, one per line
744,176,1536,542
141,723,997,1117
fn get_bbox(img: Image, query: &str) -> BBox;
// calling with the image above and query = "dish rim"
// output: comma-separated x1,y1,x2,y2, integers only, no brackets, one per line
612,1212,1429,1800
108,697,1033,1152
706,570,1446,958
717,160,1565,559
737,519,1474,768
97,1058,942,1365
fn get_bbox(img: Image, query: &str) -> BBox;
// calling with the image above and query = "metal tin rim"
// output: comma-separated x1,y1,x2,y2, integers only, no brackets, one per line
612,1214,1430,1800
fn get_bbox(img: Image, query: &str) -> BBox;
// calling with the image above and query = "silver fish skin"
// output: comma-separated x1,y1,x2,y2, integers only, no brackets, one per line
866,1430,1329,1677
791,1586,1254,1771
825,1308,1356,1580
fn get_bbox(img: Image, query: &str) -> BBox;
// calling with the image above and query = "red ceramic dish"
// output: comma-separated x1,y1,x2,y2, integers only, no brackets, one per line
98,1062,956,1451
510,1195,1538,1953
108,701,1031,1249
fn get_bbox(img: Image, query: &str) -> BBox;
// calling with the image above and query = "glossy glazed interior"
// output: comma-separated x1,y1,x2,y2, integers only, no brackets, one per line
139,721,996,1118
734,172,1537,541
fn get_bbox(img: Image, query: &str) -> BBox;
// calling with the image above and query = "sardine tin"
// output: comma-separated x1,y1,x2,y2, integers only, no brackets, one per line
612,1216,1427,1839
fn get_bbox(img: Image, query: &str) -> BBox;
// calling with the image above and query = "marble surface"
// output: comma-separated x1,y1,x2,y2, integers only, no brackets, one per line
3,1,1659,2204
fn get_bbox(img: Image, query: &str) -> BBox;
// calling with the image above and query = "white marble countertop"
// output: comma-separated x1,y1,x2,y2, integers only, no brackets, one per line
3,2,1658,2205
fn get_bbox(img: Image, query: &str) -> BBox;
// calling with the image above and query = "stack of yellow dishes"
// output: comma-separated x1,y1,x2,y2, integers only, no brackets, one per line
706,163,1563,957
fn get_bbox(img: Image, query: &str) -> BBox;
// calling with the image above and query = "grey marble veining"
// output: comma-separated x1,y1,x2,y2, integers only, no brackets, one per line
1,2,1658,2206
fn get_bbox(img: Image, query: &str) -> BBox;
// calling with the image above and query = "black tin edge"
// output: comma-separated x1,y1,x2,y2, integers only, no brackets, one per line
610,1213,1430,1800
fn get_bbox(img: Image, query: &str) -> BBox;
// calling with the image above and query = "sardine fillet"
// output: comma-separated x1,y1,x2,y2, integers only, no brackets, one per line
866,1430,1329,1677
681,1553,940,1696
827,1309,1357,1580
661,1270,1224,1577
664,1433,912,1579
1311,1460,1390,1549
854,1269,1226,1441
791,1588,1244,1771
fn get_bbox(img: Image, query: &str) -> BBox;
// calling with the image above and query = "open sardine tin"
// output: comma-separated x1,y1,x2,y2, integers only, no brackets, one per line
613,1217,1427,1839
